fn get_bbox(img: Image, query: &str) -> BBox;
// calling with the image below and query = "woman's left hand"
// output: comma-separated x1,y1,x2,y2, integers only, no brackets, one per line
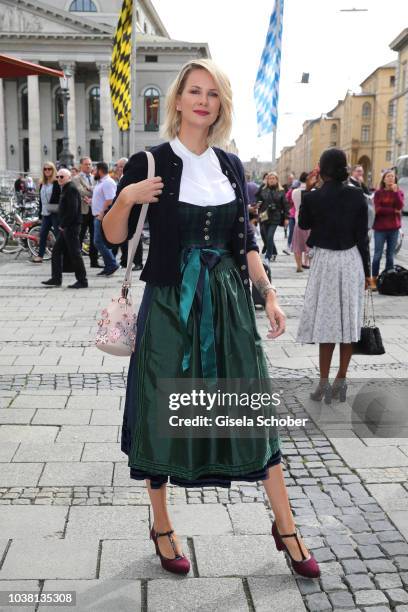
265,299,286,338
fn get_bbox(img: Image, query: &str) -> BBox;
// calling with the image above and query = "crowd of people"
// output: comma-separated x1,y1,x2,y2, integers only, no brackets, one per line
14,157,144,288
14,154,404,295
247,162,404,290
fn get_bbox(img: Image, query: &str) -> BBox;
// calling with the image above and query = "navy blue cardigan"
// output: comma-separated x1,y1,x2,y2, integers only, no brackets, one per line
102,141,259,288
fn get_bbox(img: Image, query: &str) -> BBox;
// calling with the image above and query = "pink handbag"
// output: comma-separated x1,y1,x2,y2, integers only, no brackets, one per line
95,151,154,356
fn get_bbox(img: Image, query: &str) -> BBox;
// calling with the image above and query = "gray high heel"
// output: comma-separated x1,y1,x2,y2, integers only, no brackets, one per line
332,379,347,402
310,381,332,404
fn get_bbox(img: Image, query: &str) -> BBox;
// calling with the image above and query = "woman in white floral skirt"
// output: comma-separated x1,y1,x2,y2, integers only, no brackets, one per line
297,149,370,403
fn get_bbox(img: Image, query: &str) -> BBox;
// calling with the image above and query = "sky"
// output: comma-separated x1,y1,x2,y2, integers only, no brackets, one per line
152,0,408,162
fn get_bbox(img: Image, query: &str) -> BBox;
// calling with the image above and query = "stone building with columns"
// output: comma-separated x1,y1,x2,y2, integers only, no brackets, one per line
0,0,210,176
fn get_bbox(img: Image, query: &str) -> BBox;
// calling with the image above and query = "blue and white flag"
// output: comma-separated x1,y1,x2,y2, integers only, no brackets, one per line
254,0,284,136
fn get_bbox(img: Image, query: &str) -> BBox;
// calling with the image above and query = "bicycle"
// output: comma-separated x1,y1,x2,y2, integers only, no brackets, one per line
0,205,55,258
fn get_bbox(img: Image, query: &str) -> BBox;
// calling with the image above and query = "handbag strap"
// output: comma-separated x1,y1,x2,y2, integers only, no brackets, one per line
364,288,376,327
121,151,154,296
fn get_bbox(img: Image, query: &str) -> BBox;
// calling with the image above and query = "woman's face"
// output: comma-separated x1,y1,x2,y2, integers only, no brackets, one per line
384,171,396,187
176,69,221,132
267,174,278,187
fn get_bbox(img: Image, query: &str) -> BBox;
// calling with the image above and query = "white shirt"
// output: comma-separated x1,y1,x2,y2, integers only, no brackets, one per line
91,174,117,216
292,183,306,221
169,136,235,206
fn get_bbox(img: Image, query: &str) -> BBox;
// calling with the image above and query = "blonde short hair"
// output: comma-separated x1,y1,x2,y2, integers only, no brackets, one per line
40,161,57,185
162,58,233,147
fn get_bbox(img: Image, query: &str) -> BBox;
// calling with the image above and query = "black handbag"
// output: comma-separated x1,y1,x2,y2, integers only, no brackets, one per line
352,289,385,355
377,265,408,296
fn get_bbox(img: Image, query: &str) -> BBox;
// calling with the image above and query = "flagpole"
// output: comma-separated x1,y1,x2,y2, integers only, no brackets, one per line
129,0,137,154
272,0,282,169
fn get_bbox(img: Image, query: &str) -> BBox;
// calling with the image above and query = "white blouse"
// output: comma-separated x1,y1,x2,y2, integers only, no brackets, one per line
169,136,236,206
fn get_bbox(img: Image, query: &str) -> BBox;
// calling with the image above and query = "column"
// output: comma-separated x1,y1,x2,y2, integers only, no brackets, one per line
0,79,7,171
60,62,77,164
97,63,113,164
27,74,41,177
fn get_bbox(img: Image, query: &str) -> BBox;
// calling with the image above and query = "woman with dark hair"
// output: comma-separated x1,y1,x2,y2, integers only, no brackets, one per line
371,169,404,290
297,148,370,402
291,171,316,272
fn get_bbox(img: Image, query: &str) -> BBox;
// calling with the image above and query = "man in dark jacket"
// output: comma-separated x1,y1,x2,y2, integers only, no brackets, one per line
42,168,88,288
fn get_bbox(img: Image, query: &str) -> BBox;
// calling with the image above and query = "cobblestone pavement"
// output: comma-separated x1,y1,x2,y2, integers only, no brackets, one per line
0,229,408,611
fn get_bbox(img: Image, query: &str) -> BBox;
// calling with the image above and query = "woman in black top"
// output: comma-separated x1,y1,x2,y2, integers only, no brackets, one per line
256,172,288,262
297,148,370,402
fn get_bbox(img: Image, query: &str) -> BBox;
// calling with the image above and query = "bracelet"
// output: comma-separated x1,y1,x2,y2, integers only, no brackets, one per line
260,284,277,299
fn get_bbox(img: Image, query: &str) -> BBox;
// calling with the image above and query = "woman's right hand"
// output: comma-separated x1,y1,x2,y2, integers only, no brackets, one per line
122,177,164,205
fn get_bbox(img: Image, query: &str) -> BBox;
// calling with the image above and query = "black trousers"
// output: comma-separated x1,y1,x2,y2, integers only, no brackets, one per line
112,240,143,267
52,226,87,284
79,209,99,266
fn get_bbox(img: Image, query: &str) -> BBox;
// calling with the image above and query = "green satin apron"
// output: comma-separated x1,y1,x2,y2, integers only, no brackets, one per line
127,201,280,481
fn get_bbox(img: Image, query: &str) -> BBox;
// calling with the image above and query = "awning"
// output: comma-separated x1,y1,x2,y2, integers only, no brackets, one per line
0,54,64,79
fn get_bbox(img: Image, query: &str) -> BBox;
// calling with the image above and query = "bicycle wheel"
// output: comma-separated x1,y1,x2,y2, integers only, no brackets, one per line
1,231,21,254
27,225,55,260
0,226,8,251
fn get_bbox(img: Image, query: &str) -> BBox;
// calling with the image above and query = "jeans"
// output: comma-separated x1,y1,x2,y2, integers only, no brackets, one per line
265,223,278,259
51,226,87,284
93,217,118,272
38,213,60,258
287,217,295,248
79,209,99,266
372,229,399,277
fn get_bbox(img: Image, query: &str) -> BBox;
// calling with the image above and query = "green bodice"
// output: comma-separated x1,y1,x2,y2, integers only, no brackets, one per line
177,200,237,249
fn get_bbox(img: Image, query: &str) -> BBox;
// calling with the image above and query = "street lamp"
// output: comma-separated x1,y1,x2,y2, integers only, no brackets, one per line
99,126,104,162
58,70,74,167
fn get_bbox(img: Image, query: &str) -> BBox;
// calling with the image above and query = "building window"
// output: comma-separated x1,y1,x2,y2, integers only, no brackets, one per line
386,123,393,142
361,125,370,143
361,102,371,120
144,22,147,33
23,137,29,172
144,87,160,132
390,75,396,87
89,86,100,130
69,0,97,11
55,88,64,130
56,138,63,161
401,64,407,93
89,139,102,162
330,124,337,147
386,150,392,162
145,55,158,63
388,100,395,118
21,86,28,130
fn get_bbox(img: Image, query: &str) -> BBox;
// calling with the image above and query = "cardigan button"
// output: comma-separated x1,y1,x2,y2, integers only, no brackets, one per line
241,265,246,270
240,249,244,254
204,228,209,233
205,220,210,226
204,235,210,240
232,182,237,188
239,217,244,222
238,233,244,238
206,211,212,217
243,279,248,284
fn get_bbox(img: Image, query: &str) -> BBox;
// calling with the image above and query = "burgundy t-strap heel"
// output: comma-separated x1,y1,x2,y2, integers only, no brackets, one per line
272,521,320,578
150,527,190,575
